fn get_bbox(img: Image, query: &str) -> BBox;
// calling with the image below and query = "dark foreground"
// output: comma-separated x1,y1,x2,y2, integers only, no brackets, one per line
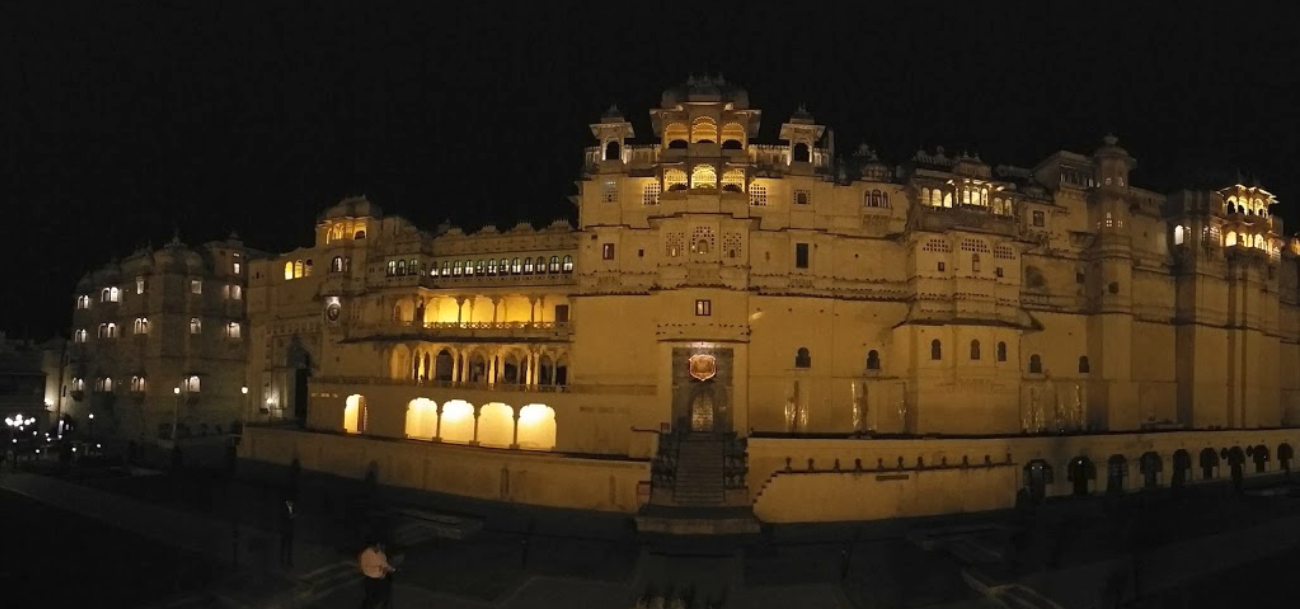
0,489,215,608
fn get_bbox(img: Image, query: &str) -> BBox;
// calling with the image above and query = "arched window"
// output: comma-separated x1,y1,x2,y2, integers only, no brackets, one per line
74,329,87,343
794,348,812,368
690,116,718,143
562,255,574,272
721,169,746,192
386,260,396,276
130,376,146,392
511,257,521,274
475,260,485,275
972,253,981,273
943,192,953,208
189,318,202,334
486,259,497,275
1078,356,1090,374
517,404,557,450
792,143,810,163
354,230,366,239
931,339,942,360
523,258,533,273
664,123,689,149
866,350,881,370
284,262,294,280
720,123,746,150
1173,225,1185,245
184,375,200,392
76,295,90,310
691,165,717,189
1255,234,1265,249
463,259,475,275
694,239,710,254
1029,354,1043,374
396,260,407,276
549,256,560,273
452,260,463,275
997,341,1007,362
921,188,931,206
604,140,621,161
331,256,344,273
932,189,943,207
970,340,981,360
1226,231,1238,246
133,317,149,335
664,169,688,191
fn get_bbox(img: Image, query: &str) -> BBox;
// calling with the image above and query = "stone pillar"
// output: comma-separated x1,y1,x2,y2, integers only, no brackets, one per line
470,405,481,446
451,349,462,383
455,296,466,323
466,297,476,324
488,351,498,386
528,296,538,323
510,410,520,449
524,353,533,386
433,402,444,442
490,296,501,323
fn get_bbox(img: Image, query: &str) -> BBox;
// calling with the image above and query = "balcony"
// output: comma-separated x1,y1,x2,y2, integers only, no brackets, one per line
313,375,654,396
348,320,574,342
425,272,576,289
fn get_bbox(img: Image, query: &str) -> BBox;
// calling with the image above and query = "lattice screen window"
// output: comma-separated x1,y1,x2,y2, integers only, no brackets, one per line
994,245,1016,260
749,184,768,206
664,169,688,191
793,189,811,205
722,233,744,259
922,239,952,253
666,232,685,257
642,181,661,205
601,179,618,203
960,239,991,254
691,227,717,255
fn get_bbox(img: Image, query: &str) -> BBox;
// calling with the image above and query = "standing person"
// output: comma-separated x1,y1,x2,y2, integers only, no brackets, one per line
358,540,395,609
279,499,296,568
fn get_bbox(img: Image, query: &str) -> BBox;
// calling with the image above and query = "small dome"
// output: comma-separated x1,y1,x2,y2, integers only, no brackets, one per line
320,196,382,221
661,74,750,109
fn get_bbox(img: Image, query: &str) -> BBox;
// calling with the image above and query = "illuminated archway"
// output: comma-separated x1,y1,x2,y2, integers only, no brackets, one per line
691,165,717,189
721,169,745,192
1255,234,1265,249
664,123,688,148
664,169,688,191
405,398,437,440
344,394,367,434
720,123,745,149
477,402,514,448
438,400,475,444
517,404,557,450
1226,231,1238,246
690,116,718,143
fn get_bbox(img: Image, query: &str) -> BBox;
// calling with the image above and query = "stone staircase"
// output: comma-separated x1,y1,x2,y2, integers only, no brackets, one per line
673,435,726,506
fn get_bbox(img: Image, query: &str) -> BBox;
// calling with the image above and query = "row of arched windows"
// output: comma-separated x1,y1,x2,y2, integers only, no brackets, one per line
660,167,748,193
788,345,1088,374
662,119,747,149
79,374,198,394
1226,195,1268,216
283,260,312,281
435,255,574,277
1224,231,1270,250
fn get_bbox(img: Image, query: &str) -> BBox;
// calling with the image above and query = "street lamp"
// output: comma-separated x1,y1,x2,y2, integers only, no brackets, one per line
241,386,249,427
88,413,95,442
172,387,181,443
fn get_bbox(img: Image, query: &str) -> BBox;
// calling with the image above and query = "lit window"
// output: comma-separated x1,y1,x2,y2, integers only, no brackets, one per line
562,255,574,272
475,260,485,275
465,260,475,276
226,285,242,300
691,165,717,189
396,260,407,276
74,329,87,343
95,377,113,392
602,244,615,260
721,169,746,193
226,322,241,339
284,262,294,280
523,258,533,273
331,256,344,273
664,169,688,192
510,258,521,274
409,259,419,274
189,318,202,334
549,256,560,272
1105,212,1114,228
98,323,117,338
133,318,149,335
487,259,497,274
136,276,146,294
453,260,463,275
233,262,242,275
184,375,201,392
189,279,201,294
695,299,712,316
101,287,120,302
602,180,618,203
499,258,509,275
441,261,451,276
130,376,147,392
71,378,85,392
1173,225,1185,245
76,295,90,310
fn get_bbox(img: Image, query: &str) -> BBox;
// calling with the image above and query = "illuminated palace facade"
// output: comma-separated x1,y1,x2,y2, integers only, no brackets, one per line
241,77,1300,523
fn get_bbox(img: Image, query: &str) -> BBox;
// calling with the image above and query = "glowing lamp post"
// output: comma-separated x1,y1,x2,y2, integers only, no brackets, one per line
241,386,249,428
88,413,95,441
172,387,181,444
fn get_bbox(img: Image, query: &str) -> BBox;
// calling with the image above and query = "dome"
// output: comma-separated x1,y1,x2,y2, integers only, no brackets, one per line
320,196,382,221
660,74,750,109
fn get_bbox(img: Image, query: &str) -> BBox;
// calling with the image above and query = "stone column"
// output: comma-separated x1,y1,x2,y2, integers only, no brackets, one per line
528,296,539,323
433,402,444,442
451,349,462,383
455,296,466,323
510,410,520,449
470,405,481,446
490,296,501,323
488,351,498,386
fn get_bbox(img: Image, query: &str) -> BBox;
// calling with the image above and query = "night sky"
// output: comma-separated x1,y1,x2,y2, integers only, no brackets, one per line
2,3,1296,340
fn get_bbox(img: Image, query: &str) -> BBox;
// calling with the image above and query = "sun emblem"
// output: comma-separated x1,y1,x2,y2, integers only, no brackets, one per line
688,354,717,381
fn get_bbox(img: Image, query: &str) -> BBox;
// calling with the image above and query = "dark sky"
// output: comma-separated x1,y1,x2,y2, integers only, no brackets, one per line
2,3,1297,339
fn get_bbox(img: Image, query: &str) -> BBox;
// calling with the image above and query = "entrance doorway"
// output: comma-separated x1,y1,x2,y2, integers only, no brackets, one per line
690,391,715,432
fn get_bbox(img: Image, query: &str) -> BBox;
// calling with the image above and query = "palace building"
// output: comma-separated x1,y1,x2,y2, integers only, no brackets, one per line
239,76,1300,524
69,235,255,443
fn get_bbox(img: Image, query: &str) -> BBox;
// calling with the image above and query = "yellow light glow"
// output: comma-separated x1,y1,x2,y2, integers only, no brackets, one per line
439,400,475,444
477,403,514,448
517,404,556,451
344,394,365,433
404,398,437,440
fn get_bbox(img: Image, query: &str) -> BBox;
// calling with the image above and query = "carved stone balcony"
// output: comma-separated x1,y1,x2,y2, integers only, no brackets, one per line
348,320,574,343
313,375,654,396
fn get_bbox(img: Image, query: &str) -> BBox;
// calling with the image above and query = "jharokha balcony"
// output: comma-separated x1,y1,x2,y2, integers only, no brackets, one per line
347,320,574,342
313,375,655,396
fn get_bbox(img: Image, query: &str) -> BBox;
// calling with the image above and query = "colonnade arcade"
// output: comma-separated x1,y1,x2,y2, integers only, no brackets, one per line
390,294,570,325
343,394,557,450
387,343,570,387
